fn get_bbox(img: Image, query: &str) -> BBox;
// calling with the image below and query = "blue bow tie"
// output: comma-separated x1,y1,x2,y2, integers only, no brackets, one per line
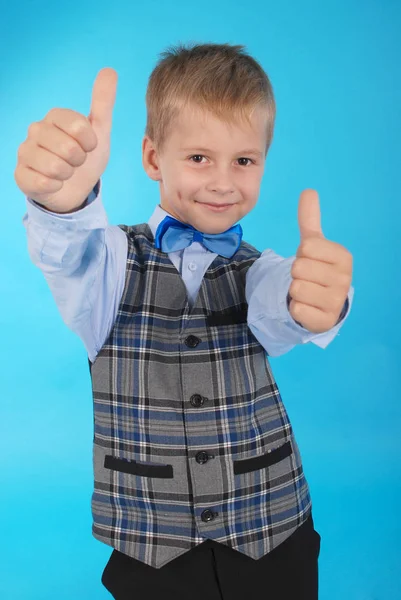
154,215,243,258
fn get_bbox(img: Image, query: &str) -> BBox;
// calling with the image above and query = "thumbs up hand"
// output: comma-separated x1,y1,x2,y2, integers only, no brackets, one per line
15,67,118,214
288,189,353,334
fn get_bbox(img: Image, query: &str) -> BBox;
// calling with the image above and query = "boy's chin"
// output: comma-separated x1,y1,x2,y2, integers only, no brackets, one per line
191,203,241,234
191,217,239,235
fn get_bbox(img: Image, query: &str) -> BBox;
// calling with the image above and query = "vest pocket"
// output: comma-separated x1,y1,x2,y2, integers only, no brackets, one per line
206,304,248,327
233,440,292,475
104,455,174,478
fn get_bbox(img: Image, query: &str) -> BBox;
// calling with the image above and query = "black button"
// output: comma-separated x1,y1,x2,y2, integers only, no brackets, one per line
201,509,216,523
190,394,205,407
185,335,201,348
196,451,209,464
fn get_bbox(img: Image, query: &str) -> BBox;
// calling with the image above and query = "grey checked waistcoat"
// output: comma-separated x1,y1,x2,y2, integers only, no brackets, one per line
88,223,312,569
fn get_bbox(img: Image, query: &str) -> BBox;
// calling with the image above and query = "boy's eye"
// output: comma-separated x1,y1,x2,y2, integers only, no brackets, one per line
189,155,254,166
237,157,253,167
190,155,206,163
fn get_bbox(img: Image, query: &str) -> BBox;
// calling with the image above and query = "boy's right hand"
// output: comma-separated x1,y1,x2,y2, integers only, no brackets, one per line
14,67,118,214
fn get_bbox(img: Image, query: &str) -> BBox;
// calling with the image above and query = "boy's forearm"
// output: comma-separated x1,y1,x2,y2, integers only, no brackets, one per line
22,180,107,275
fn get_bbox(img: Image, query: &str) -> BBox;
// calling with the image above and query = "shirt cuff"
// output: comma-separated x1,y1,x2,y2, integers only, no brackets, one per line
282,285,354,349
24,179,105,232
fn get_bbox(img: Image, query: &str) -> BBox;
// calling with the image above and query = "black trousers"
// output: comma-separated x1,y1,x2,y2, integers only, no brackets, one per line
101,513,321,600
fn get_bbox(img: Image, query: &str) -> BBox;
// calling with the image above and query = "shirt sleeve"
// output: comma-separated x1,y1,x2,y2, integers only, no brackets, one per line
21,180,128,363
245,249,355,357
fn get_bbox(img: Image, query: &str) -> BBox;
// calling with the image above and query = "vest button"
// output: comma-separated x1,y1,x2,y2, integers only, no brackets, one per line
185,335,201,348
196,451,209,464
190,394,205,407
201,509,216,522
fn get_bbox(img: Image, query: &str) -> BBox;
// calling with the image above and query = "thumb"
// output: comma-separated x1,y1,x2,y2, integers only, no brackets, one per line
298,189,324,240
88,67,118,134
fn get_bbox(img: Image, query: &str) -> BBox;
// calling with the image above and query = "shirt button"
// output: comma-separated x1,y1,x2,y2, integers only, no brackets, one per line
188,262,197,271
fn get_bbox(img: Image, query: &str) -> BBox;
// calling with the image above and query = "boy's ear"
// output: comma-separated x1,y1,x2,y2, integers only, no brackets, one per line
142,135,162,181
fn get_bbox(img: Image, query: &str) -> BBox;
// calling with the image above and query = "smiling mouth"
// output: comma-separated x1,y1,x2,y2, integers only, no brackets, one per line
196,201,235,208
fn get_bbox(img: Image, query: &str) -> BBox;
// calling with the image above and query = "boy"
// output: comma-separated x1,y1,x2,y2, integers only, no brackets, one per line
17,43,354,599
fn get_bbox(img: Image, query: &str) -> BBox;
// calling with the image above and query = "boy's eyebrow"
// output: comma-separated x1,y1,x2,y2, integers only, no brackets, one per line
180,147,264,158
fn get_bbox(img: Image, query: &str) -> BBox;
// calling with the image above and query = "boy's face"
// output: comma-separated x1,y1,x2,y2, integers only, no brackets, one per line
142,104,268,234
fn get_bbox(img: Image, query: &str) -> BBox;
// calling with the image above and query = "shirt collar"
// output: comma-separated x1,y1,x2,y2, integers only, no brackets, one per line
147,204,176,239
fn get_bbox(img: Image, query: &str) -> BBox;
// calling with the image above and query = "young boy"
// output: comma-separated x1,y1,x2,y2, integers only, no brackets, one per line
17,43,354,600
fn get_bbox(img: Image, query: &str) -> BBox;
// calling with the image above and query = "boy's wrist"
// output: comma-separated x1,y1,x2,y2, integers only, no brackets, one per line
286,292,349,329
32,179,100,214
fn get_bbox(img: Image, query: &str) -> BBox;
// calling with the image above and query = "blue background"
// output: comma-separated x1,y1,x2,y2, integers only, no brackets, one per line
1,0,400,598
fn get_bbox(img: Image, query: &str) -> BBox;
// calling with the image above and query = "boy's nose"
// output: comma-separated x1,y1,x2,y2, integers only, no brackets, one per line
206,176,235,195
208,187,235,196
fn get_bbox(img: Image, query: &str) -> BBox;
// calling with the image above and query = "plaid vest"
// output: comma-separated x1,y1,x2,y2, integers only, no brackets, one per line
88,223,312,569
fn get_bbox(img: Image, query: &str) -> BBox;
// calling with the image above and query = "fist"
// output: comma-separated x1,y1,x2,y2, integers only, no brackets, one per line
14,67,118,214
288,189,353,334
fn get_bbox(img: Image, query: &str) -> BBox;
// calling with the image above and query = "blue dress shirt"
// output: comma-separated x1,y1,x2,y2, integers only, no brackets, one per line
21,179,354,362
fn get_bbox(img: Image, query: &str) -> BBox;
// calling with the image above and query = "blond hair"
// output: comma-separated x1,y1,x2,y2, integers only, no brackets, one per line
145,42,276,155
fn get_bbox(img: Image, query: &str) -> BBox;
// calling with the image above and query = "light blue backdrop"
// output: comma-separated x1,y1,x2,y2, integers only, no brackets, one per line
1,0,400,598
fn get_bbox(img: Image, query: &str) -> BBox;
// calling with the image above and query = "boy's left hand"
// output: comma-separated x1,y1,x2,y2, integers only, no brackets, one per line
288,189,353,334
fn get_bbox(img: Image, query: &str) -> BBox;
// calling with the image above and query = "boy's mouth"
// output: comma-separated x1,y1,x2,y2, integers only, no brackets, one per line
196,201,234,212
